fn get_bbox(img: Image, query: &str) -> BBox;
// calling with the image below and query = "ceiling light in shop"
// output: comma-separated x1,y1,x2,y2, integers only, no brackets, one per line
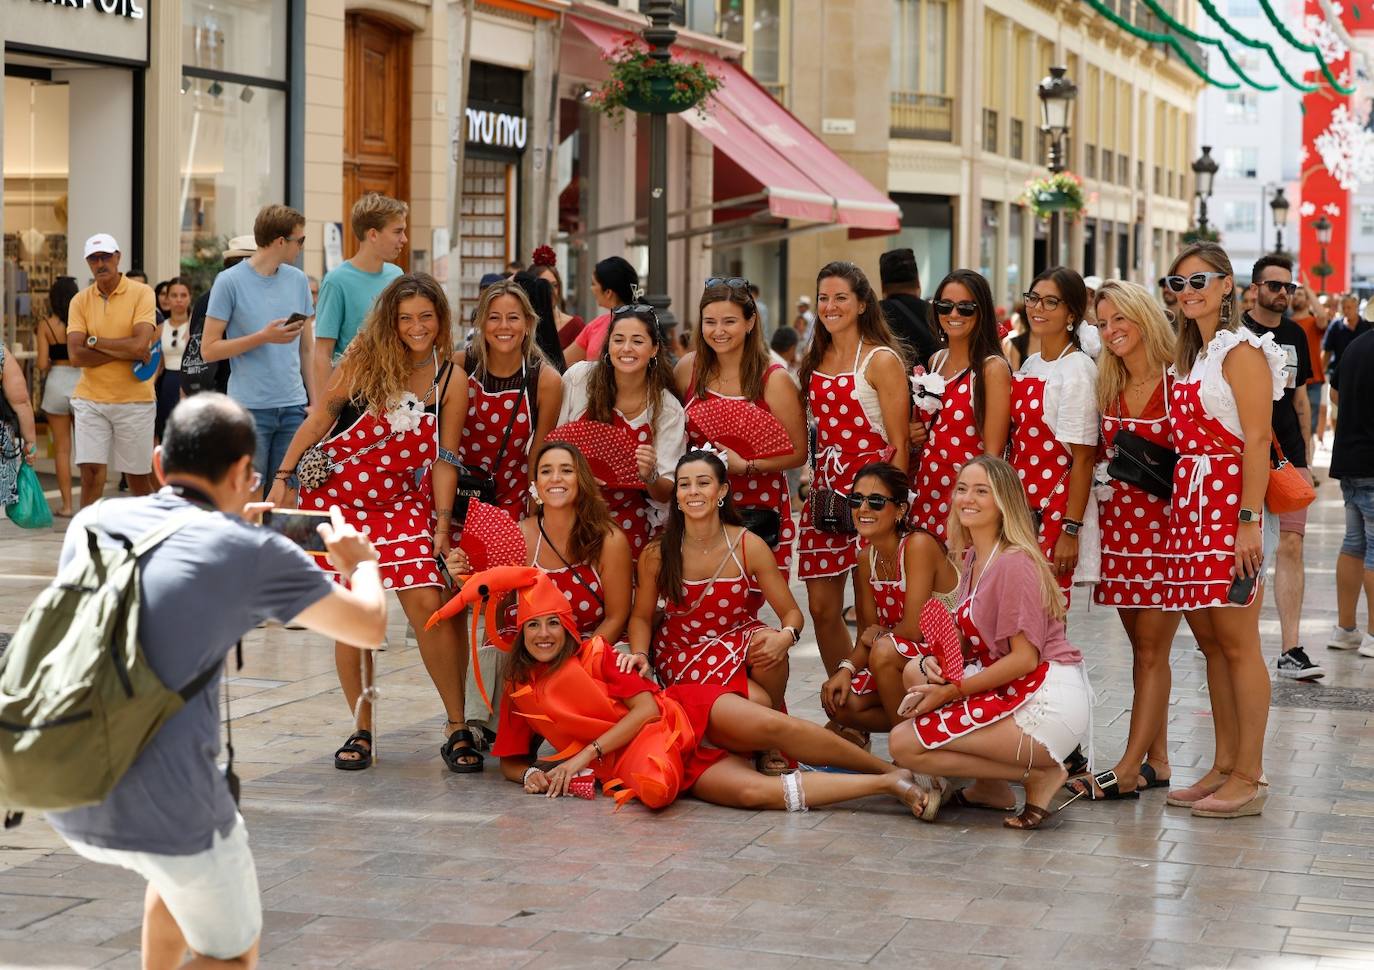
240,85,254,103
207,80,223,98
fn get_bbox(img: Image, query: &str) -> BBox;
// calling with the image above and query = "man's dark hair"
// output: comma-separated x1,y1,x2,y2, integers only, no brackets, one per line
127,269,149,283
879,248,920,290
1251,253,1294,282
160,394,257,482
770,326,799,354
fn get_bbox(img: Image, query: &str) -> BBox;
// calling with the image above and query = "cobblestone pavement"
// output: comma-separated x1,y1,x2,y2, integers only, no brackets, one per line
2,449,1374,969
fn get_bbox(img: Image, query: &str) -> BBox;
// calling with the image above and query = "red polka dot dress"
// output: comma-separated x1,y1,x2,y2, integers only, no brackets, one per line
459,356,539,523
498,536,607,644
684,364,797,576
799,345,899,580
604,411,656,559
299,389,445,591
1094,376,1173,610
1163,329,1285,610
912,354,983,541
654,536,765,696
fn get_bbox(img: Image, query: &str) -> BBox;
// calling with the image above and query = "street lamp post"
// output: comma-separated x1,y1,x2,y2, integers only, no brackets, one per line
642,1,677,332
1313,215,1334,293
1269,187,1290,255
1038,66,1076,269
1191,146,1218,233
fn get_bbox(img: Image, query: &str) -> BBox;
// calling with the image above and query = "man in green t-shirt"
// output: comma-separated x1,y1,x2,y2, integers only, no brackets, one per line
312,193,408,394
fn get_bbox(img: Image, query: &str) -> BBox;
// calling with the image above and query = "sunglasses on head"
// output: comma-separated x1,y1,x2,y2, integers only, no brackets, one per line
846,491,902,512
1163,272,1227,293
613,303,657,318
1258,280,1297,295
705,277,750,290
933,299,978,317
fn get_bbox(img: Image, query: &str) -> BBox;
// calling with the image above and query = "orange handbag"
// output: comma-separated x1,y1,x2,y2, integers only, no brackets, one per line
1265,440,1316,515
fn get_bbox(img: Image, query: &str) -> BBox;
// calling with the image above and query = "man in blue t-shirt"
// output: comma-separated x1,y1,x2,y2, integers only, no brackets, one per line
312,193,407,396
201,204,315,491
47,394,388,967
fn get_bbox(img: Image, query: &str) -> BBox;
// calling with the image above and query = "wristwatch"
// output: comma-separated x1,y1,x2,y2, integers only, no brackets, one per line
1062,519,1083,537
86,334,98,348
1238,508,1260,523
783,625,802,645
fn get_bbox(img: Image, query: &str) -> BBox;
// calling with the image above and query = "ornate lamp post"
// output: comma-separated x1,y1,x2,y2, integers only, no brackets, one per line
1312,215,1334,293
641,1,678,332
1038,66,1077,268
1191,146,1218,233
1269,187,1290,255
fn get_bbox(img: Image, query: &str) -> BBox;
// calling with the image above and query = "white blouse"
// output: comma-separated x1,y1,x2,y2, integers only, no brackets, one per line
1017,348,1099,446
558,360,687,480
851,345,903,444
1175,328,1286,439
161,321,190,372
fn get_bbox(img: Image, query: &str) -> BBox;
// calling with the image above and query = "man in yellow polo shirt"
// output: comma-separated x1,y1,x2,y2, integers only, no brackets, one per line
67,233,158,507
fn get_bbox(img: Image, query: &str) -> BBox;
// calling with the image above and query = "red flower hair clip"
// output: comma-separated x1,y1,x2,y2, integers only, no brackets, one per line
532,245,557,268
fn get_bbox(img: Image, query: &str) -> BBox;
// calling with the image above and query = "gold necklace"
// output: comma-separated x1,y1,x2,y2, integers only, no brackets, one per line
688,527,722,554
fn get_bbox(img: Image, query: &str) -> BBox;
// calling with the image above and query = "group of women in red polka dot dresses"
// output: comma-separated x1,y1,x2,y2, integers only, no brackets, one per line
269,243,1282,824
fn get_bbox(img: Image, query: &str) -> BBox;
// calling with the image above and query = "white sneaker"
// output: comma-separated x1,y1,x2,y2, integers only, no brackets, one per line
1328,625,1364,650
1359,635,1374,659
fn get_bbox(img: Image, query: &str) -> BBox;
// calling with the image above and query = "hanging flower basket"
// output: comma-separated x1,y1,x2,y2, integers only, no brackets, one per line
1023,172,1087,222
588,37,723,126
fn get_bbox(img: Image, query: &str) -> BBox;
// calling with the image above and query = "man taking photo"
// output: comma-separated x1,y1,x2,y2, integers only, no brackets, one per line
45,393,388,969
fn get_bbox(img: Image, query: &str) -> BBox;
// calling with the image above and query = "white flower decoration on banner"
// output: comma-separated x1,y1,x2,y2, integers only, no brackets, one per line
1300,200,1317,217
911,367,946,414
1093,460,1115,502
1324,202,1343,217
384,391,425,435
1314,104,1374,191
1298,145,1310,167
1304,13,1349,63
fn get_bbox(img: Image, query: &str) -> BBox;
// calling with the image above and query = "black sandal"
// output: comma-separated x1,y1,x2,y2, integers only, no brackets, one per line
949,789,1018,812
333,730,373,771
441,727,485,773
842,605,857,626
1138,763,1171,790
1067,769,1140,801
1063,746,1089,777
466,720,497,752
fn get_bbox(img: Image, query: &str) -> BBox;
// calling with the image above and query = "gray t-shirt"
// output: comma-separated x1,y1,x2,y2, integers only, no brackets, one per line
46,491,332,855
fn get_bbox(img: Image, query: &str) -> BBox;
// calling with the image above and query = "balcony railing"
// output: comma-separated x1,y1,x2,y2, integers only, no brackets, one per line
890,91,955,142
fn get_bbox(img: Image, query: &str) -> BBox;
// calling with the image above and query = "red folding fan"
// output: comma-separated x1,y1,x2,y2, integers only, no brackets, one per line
455,499,528,572
918,598,965,684
545,420,644,489
685,398,792,461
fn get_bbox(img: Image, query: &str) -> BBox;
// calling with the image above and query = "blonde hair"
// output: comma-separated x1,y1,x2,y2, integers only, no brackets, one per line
945,456,1065,620
350,193,408,241
1168,242,1236,373
1094,280,1176,411
469,281,541,378
337,273,454,416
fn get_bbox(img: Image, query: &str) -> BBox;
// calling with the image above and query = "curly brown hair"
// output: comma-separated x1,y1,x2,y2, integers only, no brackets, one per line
335,273,454,416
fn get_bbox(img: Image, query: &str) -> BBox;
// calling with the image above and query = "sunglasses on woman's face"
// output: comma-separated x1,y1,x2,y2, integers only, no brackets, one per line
846,492,901,511
1163,272,1227,293
933,300,978,317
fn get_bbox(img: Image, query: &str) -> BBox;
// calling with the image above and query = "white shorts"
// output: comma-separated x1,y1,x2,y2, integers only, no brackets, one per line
1011,661,1093,763
65,816,261,959
41,365,80,416
71,399,155,474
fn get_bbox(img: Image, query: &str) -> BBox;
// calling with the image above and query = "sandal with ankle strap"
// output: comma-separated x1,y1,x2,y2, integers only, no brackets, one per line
1066,769,1140,801
1138,762,1171,790
1003,785,1086,830
441,727,485,773
1190,772,1267,819
333,730,373,771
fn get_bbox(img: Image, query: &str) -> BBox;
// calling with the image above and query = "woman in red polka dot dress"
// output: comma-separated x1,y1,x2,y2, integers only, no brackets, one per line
676,279,807,576
269,274,475,772
630,450,806,774
910,270,1011,541
890,457,1093,829
1068,281,1182,801
1009,267,1101,604
558,305,685,560
1157,244,1285,820
459,281,563,524
797,262,912,678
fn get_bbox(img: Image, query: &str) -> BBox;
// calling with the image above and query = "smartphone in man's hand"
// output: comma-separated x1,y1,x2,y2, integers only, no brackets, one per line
263,509,330,553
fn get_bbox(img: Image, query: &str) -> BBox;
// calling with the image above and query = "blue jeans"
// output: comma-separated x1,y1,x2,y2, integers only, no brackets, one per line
1341,478,1374,570
1306,383,1324,435
249,405,306,496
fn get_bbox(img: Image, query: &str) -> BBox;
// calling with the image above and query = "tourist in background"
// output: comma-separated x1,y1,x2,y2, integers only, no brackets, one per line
36,275,80,516
564,257,640,366
154,278,193,443
1327,325,1374,658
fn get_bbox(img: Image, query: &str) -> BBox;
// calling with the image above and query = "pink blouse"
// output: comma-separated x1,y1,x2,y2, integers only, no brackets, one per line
959,548,1082,664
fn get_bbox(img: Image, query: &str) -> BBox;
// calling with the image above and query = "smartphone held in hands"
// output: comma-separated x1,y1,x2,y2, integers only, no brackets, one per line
1227,572,1257,606
285,312,308,326
263,509,330,553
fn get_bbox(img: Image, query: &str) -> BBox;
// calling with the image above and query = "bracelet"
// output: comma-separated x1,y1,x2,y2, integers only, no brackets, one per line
274,470,294,480
435,507,453,518
522,765,542,784
589,739,604,760
783,625,802,645
837,659,859,676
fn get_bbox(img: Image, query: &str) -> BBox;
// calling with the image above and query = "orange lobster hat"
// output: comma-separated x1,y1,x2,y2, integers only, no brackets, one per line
424,565,581,711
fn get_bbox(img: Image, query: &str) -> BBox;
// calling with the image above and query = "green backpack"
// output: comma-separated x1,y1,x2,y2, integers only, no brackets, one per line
0,507,223,825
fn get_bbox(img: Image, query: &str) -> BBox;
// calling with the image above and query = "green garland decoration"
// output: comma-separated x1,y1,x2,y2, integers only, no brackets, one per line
1083,0,1238,89
1255,0,1356,94
1194,0,1317,92
1137,0,1275,91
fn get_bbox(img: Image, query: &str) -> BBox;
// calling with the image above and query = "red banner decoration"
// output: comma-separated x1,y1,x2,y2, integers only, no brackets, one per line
1301,0,1357,293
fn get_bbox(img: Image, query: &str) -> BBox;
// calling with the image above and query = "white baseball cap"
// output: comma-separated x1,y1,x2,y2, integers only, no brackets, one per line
223,235,257,258
797,295,812,306
83,233,120,258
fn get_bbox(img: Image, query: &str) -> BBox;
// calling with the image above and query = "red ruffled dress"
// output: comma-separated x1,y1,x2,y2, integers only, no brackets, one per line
1094,376,1173,609
911,354,984,541
684,364,798,575
459,354,541,522
491,637,731,808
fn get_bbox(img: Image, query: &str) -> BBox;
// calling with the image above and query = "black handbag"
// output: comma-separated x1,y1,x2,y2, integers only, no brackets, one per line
806,419,856,536
1107,428,1177,501
738,506,782,548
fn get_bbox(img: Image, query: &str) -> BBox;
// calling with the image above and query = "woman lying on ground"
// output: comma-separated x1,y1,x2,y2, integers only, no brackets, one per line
438,565,934,816
889,456,1094,829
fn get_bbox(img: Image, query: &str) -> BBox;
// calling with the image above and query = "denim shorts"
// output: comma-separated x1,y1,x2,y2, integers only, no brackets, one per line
1341,478,1374,570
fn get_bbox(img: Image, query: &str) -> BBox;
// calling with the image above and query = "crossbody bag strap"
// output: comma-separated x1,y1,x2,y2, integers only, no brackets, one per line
484,361,532,474
537,521,606,608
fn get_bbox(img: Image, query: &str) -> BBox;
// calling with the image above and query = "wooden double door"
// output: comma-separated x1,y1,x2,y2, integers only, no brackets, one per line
344,13,411,265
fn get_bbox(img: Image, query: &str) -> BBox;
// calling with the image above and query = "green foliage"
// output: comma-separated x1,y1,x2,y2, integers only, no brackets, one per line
587,37,723,125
